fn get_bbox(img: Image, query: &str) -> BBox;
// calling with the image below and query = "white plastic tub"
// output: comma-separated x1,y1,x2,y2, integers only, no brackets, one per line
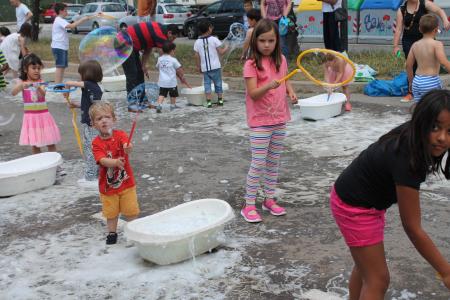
102,74,126,92
295,93,346,120
180,82,229,106
41,67,56,82
0,152,63,197
125,198,235,265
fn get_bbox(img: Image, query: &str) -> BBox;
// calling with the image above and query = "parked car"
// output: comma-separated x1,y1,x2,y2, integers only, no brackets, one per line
41,3,84,23
99,0,135,14
183,0,245,39
117,3,191,31
71,2,128,34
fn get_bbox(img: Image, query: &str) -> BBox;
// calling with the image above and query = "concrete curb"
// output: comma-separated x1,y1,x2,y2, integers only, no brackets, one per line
42,60,450,94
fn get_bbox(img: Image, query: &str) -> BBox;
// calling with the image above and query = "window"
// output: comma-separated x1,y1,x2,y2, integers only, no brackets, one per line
81,5,91,14
88,5,98,13
220,1,242,13
165,5,189,13
204,2,220,15
157,6,164,14
103,4,123,12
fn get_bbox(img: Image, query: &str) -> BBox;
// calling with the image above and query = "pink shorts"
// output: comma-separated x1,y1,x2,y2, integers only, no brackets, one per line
330,186,385,247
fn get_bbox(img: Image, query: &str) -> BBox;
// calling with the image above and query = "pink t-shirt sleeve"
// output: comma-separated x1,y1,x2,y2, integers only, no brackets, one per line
243,60,257,78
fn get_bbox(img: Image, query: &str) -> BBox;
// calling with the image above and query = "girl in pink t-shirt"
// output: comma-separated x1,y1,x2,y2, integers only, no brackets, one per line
241,19,297,223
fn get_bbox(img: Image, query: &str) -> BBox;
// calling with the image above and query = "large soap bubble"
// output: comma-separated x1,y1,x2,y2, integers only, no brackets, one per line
79,26,133,75
222,23,246,66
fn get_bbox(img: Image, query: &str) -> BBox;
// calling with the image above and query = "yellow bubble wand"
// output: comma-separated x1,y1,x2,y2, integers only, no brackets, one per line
277,48,356,88
47,84,84,157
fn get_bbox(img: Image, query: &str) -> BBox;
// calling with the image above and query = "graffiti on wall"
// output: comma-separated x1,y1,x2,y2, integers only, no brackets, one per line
361,13,394,35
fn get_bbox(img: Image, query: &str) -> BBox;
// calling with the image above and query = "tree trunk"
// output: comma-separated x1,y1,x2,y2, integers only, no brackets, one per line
31,0,40,41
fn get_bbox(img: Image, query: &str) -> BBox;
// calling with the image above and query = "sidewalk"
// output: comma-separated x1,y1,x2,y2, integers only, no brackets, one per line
43,60,450,98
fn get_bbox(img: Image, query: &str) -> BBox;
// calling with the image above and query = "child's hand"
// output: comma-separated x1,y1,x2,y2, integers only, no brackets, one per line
268,80,280,90
69,101,80,108
115,157,125,169
123,142,133,154
288,91,298,104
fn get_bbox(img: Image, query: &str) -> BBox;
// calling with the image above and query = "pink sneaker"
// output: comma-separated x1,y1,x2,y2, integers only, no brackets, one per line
262,199,286,216
241,205,262,223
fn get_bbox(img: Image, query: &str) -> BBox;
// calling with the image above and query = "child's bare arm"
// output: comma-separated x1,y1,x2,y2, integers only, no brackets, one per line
397,185,450,289
435,42,450,73
241,31,252,59
11,80,26,96
245,77,280,100
65,81,85,88
286,81,298,104
217,44,229,56
176,67,191,88
194,52,201,73
405,46,416,90
99,157,125,169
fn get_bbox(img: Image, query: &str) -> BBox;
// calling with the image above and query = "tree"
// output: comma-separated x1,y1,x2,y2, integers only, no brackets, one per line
31,0,40,41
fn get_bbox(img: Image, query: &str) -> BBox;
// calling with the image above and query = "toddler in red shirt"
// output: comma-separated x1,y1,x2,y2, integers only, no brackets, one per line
89,101,140,245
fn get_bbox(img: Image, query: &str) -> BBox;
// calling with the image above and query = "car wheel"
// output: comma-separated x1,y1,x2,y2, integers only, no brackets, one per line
92,22,99,30
72,26,78,34
187,24,197,40
119,23,128,30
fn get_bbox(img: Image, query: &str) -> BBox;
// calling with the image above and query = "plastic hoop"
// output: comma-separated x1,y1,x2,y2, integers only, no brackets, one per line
46,83,78,93
225,23,246,41
278,48,356,88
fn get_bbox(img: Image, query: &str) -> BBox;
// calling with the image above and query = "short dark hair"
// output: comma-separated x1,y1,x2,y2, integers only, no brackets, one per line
162,41,176,54
244,0,253,5
54,3,67,15
20,53,43,81
198,20,212,35
78,60,103,82
0,26,11,37
247,8,261,22
419,14,439,34
165,24,180,36
18,22,32,38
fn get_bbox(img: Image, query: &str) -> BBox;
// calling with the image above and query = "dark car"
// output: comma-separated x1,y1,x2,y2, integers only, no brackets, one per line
183,0,245,40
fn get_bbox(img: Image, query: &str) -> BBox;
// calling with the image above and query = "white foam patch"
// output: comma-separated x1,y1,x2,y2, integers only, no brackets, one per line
300,289,345,300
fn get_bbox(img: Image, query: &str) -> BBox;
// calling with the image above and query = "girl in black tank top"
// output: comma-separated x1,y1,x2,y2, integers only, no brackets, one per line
400,0,428,40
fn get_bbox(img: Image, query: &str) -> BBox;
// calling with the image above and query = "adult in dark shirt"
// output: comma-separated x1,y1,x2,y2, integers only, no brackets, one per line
330,89,450,298
393,0,449,102
121,22,179,110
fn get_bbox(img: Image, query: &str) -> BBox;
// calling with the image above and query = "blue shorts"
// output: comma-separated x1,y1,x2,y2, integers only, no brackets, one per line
52,48,68,68
412,75,442,102
203,68,223,94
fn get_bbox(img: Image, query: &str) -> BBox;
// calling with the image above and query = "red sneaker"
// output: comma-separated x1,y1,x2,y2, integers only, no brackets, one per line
345,102,352,112
241,205,262,223
262,199,286,216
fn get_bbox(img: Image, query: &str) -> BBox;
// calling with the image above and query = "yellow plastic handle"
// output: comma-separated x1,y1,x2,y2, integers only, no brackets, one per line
277,69,300,83
64,95,84,158
297,48,356,88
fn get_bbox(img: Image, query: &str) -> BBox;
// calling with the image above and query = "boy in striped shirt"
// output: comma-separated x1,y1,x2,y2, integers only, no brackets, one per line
406,14,450,103
0,49,8,91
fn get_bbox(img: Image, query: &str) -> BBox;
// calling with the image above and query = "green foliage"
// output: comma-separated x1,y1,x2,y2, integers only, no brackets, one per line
29,38,406,80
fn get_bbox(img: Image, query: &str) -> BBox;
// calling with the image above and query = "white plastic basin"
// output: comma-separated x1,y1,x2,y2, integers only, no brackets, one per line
102,74,126,92
180,82,229,106
125,198,235,265
295,93,347,120
0,152,63,197
41,68,56,82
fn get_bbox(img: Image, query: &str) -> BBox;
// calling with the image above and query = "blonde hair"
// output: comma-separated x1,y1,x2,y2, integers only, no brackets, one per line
88,101,116,124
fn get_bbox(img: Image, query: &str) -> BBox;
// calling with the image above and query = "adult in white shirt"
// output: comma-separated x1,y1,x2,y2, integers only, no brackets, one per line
51,3,96,83
318,0,342,52
9,0,33,31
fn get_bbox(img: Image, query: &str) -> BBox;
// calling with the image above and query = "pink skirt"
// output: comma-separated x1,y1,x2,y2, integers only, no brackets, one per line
327,64,354,87
19,111,61,147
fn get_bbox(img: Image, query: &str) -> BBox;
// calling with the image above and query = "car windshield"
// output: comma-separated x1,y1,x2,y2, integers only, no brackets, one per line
164,5,188,13
102,4,124,12
67,6,82,13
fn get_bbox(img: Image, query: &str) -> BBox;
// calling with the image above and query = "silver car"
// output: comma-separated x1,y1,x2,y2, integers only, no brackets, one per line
117,3,191,31
71,2,127,33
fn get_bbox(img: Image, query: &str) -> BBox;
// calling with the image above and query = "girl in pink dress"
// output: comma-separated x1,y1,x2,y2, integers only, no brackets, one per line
12,54,61,154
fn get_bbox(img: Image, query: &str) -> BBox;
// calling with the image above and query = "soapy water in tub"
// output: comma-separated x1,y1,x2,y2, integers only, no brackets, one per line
133,210,221,235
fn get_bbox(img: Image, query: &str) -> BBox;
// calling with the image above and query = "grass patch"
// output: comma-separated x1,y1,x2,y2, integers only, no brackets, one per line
29,37,405,79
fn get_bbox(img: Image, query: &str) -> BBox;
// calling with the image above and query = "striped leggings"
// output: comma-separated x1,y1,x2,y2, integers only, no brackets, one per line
82,123,99,181
244,123,287,206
